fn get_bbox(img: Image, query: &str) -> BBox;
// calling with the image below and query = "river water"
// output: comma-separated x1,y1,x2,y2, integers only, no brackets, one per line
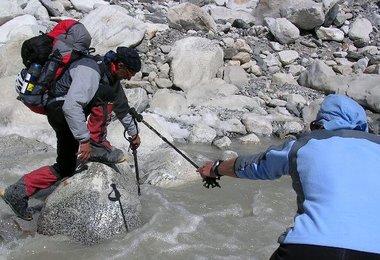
0,138,296,260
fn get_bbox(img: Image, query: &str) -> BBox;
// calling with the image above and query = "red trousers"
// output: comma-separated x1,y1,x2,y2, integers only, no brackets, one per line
22,103,112,197
87,104,113,149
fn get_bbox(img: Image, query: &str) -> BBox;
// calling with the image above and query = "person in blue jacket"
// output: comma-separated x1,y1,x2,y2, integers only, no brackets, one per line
197,94,380,259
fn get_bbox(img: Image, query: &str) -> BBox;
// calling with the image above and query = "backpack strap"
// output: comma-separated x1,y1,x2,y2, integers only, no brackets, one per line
91,54,109,82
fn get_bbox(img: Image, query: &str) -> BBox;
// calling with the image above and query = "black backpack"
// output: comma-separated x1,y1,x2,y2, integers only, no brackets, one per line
21,33,53,68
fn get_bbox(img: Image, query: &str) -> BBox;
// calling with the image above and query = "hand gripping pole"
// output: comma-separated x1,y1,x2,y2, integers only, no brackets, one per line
128,108,221,188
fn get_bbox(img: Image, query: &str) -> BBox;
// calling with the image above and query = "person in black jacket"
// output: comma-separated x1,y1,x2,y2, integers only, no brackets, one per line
87,47,142,163
1,47,141,221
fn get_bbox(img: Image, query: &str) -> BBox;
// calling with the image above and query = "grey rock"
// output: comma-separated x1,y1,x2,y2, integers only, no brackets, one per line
254,0,296,25
224,47,239,60
286,102,301,117
264,17,300,44
0,135,55,170
348,18,373,43
213,136,232,149
231,19,250,29
334,12,347,27
167,3,217,32
40,0,63,17
323,3,339,27
140,147,199,187
37,162,141,245
223,65,249,88
281,0,325,30
298,60,336,91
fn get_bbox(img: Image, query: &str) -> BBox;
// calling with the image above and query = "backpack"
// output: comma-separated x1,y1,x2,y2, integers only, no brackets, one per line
15,19,92,115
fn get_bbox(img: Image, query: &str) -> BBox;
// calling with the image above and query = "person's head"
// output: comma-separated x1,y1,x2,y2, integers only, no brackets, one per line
310,94,368,132
105,47,141,80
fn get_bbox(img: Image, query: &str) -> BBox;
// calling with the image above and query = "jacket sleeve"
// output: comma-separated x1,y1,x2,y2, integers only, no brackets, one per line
62,64,100,142
234,140,295,180
112,82,138,137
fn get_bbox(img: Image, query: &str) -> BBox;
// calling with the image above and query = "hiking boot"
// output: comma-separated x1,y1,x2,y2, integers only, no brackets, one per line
0,187,32,221
89,142,126,164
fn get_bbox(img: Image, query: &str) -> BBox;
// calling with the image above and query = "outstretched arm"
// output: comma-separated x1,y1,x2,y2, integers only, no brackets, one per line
197,159,238,178
197,140,295,181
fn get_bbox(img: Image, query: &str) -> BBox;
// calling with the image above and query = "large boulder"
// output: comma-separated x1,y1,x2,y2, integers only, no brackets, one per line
0,134,56,177
149,89,189,118
0,1,24,26
0,15,41,76
169,36,224,91
24,0,50,21
167,3,217,32
264,17,300,44
348,18,373,44
80,5,146,54
298,60,336,91
186,78,238,107
37,162,141,245
281,0,325,30
204,5,255,25
70,0,109,13
140,147,200,187
253,0,297,25
325,74,380,113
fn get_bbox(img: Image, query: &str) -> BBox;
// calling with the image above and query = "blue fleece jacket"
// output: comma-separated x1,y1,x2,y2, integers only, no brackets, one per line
234,95,380,254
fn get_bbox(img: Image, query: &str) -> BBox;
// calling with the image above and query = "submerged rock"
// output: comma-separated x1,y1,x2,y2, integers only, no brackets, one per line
37,162,141,245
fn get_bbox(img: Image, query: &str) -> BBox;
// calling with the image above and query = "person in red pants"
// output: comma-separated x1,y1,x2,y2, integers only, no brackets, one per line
1,47,141,221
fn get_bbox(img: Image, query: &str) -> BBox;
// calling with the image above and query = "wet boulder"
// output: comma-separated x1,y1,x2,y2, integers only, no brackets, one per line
37,162,141,245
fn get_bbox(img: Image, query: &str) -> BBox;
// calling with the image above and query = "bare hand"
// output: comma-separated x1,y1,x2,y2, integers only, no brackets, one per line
130,134,141,149
196,161,214,178
77,141,91,161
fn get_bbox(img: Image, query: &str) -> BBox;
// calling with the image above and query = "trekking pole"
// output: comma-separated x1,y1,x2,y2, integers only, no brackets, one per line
128,108,221,189
124,130,141,196
108,184,129,231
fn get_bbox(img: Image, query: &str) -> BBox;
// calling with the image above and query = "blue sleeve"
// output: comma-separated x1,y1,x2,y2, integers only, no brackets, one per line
234,140,295,180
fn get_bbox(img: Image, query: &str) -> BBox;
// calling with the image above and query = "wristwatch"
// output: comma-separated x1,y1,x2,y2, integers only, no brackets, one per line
211,160,223,177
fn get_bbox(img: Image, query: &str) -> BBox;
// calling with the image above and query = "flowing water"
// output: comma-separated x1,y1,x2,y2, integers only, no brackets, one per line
0,138,297,260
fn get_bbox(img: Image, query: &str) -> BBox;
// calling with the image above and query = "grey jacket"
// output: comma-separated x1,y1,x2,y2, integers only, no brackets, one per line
51,56,138,143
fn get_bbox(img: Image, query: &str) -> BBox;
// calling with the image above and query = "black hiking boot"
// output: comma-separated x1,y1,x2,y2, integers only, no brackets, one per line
0,186,32,221
89,142,126,164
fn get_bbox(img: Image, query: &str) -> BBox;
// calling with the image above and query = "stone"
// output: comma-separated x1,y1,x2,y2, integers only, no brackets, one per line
37,162,141,245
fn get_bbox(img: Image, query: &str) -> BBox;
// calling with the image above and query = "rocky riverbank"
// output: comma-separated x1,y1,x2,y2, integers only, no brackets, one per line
1,0,379,147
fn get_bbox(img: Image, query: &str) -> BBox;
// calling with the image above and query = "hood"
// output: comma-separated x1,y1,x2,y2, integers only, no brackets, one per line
316,94,368,132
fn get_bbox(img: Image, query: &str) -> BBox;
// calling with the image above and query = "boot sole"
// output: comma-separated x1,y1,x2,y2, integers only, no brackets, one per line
0,188,33,221
116,156,127,163
89,155,127,164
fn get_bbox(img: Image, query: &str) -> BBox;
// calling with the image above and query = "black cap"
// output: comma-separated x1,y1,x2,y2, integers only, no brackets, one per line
116,47,141,72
